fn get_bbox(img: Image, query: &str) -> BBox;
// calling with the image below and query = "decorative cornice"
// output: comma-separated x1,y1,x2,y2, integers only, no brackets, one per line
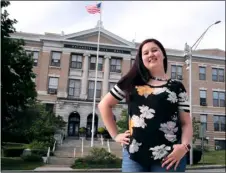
10,32,225,61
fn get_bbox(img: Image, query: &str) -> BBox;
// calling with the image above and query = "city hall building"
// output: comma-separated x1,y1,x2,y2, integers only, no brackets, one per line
10,22,225,150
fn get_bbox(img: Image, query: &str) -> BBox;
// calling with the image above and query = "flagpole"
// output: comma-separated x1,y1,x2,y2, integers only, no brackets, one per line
91,3,102,147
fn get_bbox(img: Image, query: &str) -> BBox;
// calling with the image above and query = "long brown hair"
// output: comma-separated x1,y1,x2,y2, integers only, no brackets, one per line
118,38,168,100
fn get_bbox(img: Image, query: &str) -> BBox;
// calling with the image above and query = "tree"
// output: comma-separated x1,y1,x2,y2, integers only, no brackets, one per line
1,0,37,139
3,102,66,144
192,117,201,144
116,109,128,133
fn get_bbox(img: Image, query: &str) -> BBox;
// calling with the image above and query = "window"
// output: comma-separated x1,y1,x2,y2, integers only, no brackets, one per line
88,81,102,99
212,68,225,82
110,58,121,73
26,51,39,66
71,54,82,69
218,69,225,82
219,92,225,107
109,82,116,91
215,140,226,150
214,115,225,132
68,79,81,98
200,114,207,133
171,65,183,80
200,90,207,106
199,67,206,80
89,56,103,71
51,51,61,67
213,91,225,107
48,77,58,94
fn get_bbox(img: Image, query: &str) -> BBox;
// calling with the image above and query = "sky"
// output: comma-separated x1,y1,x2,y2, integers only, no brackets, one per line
7,1,225,51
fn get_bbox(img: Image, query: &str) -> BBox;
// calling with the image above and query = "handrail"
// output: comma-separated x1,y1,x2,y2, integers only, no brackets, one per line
46,147,50,164
52,140,56,152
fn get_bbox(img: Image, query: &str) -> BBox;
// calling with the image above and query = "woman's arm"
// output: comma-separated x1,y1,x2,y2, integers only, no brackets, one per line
98,92,130,144
98,92,119,139
179,111,193,146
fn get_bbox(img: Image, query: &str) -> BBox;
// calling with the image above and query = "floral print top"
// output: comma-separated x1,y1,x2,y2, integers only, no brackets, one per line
110,79,190,167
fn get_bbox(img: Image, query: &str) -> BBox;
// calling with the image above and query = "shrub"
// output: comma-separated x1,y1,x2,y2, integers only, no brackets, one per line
26,140,48,150
195,145,210,152
79,127,86,134
21,154,43,162
98,127,106,134
2,146,26,157
31,149,54,157
186,148,202,164
72,147,121,168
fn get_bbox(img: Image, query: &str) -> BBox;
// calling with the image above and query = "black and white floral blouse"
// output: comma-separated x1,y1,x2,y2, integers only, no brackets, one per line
110,79,190,167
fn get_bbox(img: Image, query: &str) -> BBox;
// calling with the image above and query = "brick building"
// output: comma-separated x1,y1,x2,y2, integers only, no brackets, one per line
10,23,225,150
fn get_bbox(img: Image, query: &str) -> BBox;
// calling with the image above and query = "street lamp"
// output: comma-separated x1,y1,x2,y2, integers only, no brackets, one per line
184,20,221,165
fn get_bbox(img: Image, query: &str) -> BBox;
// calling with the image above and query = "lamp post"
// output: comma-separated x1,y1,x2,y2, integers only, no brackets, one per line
184,20,221,165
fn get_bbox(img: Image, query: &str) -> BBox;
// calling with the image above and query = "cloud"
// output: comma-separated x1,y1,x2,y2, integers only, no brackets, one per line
7,1,225,50
107,1,225,50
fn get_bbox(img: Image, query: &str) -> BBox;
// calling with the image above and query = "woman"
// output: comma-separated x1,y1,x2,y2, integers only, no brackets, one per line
98,38,193,172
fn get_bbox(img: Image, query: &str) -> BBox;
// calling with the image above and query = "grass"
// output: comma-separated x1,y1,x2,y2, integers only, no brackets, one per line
198,150,226,165
72,163,121,169
1,157,44,170
187,150,226,167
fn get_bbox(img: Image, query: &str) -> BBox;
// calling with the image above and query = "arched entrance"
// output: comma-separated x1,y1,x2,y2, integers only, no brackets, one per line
68,111,80,137
86,113,98,138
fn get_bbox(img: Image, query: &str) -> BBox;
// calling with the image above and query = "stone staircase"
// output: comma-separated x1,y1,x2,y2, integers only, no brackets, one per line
47,137,123,166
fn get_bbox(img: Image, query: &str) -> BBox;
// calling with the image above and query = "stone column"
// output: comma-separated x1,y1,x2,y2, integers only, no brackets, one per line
57,52,70,98
81,53,89,99
102,55,110,97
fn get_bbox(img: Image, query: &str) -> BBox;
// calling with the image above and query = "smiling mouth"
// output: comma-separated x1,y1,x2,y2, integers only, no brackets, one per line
149,58,157,63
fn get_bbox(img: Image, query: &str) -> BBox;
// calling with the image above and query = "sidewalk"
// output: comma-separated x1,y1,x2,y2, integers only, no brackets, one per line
32,165,226,171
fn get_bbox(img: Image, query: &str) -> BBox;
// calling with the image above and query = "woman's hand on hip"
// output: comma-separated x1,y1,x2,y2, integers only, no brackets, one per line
114,130,130,145
161,144,188,171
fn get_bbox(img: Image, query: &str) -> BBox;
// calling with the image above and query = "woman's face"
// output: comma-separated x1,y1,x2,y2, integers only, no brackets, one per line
141,42,165,73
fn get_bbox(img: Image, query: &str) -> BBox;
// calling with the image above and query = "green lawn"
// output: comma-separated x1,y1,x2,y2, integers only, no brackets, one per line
1,157,44,170
199,150,226,165
187,150,226,167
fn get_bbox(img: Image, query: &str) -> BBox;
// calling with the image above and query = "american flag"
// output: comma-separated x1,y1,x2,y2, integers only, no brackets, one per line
85,2,101,14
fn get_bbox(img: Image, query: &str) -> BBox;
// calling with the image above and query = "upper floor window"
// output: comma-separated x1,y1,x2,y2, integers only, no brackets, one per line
51,51,61,67
89,56,103,71
199,66,206,80
213,91,225,107
171,65,183,80
212,68,225,82
68,79,81,98
26,50,39,66
110,58,121,73
88,81,102,99
48,77,58,94
200,90,207,106
71,54,82,69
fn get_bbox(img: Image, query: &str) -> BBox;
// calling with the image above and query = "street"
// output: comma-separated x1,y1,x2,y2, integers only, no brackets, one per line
187,168,225,172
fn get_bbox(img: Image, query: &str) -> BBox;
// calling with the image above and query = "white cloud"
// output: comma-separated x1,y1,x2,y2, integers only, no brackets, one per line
6,1,225,51
108,1,225,50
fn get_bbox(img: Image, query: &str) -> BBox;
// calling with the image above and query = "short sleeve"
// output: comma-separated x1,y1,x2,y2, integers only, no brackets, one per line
110,83,126,101
177,82,190,113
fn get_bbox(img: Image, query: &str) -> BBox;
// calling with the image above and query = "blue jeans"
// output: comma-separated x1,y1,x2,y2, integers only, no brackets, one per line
122,147,187,172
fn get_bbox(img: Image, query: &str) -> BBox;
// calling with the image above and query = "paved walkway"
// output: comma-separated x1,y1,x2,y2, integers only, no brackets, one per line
33,165,225,171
